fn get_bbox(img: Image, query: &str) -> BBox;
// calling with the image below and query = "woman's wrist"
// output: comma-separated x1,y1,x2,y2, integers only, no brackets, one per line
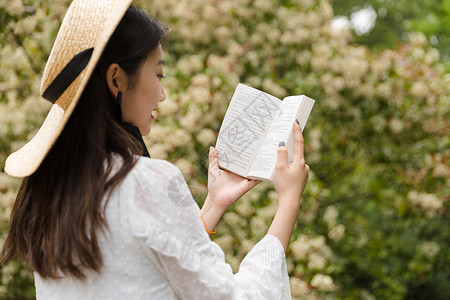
200,194,228,236
268,202,301,252
276,191,302,210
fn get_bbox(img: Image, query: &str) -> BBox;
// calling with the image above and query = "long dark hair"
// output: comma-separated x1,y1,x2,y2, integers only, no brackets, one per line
1,6,165,279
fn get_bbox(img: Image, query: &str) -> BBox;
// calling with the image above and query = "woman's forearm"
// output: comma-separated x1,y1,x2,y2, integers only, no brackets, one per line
267,196,301,252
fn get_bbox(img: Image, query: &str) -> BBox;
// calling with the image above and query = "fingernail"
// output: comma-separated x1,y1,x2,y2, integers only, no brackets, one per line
278,141,285,147
295,119,300,125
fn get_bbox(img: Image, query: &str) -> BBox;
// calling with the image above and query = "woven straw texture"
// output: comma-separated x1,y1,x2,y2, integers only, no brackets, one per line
5,0,133,177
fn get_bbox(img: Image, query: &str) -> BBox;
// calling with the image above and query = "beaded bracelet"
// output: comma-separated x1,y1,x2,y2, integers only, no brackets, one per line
200,215,217,234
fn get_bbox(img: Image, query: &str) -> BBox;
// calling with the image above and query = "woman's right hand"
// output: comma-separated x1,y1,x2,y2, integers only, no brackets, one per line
273,120,310,208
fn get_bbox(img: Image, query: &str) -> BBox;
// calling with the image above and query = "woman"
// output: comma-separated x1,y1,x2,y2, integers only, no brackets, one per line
1,1,309,299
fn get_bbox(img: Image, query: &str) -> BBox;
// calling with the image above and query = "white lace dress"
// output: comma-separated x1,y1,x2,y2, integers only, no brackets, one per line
34,157,291,299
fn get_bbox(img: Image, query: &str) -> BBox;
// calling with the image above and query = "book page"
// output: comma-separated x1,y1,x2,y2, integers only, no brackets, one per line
216,84,281,177
247,97,301,181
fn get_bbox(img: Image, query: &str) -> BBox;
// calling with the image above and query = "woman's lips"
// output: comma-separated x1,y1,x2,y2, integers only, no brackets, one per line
151,107,157,120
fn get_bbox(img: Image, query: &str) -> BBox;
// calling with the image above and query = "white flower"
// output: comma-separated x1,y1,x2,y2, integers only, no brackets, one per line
376,82,392,99
290,277,310,296
323,205,338,228
311,56,328,71
262,78,286,98
148,144,169,159
191,74,210,88
171,129,193,147
189,86,210,104
296,51,311,66
254,0,272,12
310,235,326,249
310,274,338,291
420,241,440,260
410,81,428,99
425,48,440,65
223,212,243,228
177,55,204,75
313,43,332,58
149,125,171,142
372,59,391,77
409,32,428,47
280,31,296,45
228,42,245,58
319,1,334,20
433,163,450,178
235,200,255,218
256,200,277,221
214,234,235,252
309,128,322,152
308,253,327,270
328,224,346,241
197,128,216,146
158,99,179,116
411,47,426,61
206,55,233,75
6,0,24,16
407,191,443,218
202,5,218,20
290,235,310,260
216,26,232,41
175,158,193,175
180,105,202,131
370,115,387,132
250,216,267,238
389,118,405,134
13,16,38,35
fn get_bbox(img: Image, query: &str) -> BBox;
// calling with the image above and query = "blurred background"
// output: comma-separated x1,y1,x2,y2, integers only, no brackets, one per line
0,0,449,299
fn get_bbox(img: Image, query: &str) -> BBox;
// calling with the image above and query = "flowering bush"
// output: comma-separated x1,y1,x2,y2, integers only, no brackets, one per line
1,0,449,299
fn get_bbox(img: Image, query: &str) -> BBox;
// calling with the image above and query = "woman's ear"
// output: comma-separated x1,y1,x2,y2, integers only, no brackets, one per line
106,63,128,98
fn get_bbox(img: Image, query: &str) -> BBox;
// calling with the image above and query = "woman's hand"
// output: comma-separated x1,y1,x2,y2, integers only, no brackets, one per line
268,120,310,251
273,120,310,207
206,146,259,211
200,147,259,236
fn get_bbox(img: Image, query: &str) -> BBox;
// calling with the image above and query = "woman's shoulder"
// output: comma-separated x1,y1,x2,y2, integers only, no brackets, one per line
123,156,186,190
133,156,182,178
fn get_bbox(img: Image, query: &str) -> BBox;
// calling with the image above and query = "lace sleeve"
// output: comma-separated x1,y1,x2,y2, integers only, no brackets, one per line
127,158,291,300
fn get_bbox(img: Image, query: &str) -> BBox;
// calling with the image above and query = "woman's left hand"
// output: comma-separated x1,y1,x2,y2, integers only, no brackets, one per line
206,146,260,211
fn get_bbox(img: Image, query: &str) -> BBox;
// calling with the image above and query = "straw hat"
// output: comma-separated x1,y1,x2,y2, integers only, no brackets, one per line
5,0,133,177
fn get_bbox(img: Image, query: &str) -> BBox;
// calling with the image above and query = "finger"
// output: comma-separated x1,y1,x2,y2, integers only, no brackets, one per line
275,141,289,170
208,146,219,171
292,120,305,161
247,179,261,189
240,178,260,193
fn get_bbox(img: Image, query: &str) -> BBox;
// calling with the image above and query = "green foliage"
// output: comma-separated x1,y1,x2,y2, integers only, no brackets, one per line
332,0,450,62
1,0,449,299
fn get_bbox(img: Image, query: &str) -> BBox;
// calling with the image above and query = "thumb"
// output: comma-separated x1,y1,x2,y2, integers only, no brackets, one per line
275,141,288,170
208,146,219,171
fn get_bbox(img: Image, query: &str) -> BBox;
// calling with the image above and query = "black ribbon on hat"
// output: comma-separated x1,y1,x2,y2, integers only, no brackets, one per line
42,48,94,103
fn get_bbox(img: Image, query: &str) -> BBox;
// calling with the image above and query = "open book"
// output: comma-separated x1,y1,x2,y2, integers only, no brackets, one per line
215,83,315,182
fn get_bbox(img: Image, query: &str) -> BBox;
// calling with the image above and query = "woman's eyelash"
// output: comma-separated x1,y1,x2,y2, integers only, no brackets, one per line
157,74,165,79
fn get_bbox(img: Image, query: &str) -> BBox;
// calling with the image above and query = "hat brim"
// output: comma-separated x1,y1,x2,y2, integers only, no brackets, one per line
5,0,133,177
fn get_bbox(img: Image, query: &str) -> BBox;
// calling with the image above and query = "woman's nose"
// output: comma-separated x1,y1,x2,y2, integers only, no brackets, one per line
160,85,166,102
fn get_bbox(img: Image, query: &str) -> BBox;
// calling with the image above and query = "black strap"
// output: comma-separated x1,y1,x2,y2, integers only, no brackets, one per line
42,48,94,103
121,123,151,158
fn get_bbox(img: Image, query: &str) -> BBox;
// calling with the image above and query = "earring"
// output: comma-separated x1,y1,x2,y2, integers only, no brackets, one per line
111,91,123,123
116,91,122,106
